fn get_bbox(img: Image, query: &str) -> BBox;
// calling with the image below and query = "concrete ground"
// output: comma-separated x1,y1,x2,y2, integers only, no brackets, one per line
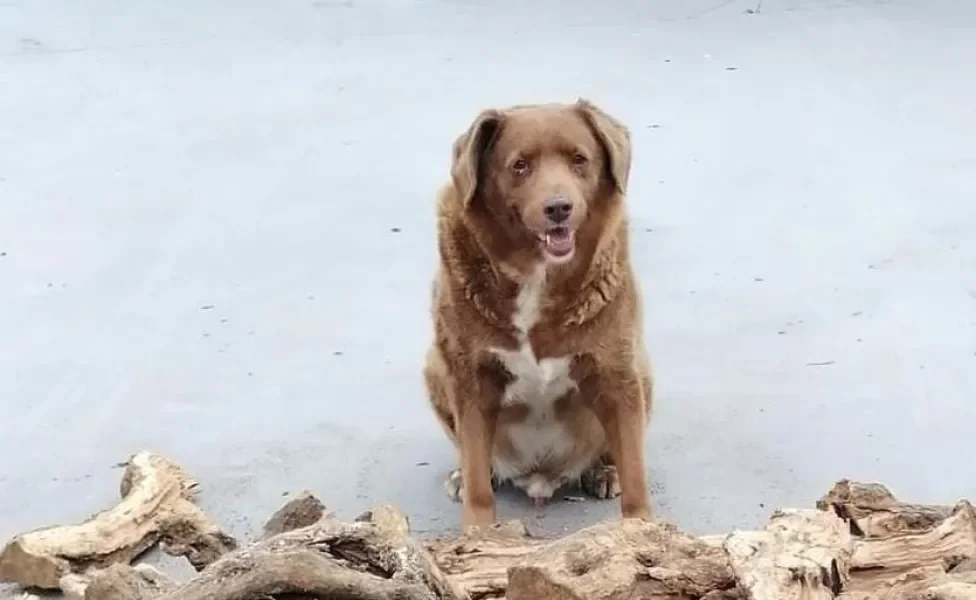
2,0,976,590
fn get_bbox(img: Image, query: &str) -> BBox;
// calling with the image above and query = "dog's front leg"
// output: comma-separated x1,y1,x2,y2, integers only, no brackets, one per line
457,400,497,528
590,372,652,520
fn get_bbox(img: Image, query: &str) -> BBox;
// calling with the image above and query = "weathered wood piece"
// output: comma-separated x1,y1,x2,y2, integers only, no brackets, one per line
145,503,466,600
838,567,976,600
0,593,40,600
59,563,177,600
846,501,976,595
819,479,976,599
723,508,851,600
261,490,330,539
818,479,955,538
0,452,236,590
430,518,738,600
428,521,538,598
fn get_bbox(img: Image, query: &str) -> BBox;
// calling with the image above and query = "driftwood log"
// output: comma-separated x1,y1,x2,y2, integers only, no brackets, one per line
55,502,463,600
2,455,976,600
0,452,235,590
818,480,976,599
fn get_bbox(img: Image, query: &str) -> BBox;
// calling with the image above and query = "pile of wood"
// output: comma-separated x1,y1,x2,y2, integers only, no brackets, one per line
2,451,975,599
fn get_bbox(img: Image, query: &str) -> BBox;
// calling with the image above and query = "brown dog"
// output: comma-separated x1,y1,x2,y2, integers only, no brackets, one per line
423,99,653,528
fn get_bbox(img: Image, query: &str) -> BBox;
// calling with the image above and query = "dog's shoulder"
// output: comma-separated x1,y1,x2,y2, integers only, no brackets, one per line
434,181,460,232
433,181,478,271
431,181,513,345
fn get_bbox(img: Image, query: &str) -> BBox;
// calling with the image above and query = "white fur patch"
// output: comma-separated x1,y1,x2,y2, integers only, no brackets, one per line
510,265,546,334
489,266,585,496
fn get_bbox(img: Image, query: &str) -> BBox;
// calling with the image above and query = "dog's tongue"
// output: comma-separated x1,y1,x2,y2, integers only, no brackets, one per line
545,228,574,256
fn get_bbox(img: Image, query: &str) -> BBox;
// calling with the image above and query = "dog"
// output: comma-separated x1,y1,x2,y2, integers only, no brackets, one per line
423,99,653,528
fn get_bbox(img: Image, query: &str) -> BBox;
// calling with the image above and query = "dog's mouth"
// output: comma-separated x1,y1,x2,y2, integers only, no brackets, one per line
535,226,576,263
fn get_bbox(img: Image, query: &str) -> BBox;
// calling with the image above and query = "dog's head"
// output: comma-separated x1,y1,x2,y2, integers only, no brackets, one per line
451,99,631,268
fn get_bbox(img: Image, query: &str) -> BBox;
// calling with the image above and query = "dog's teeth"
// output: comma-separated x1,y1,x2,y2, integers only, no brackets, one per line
545,233,552,246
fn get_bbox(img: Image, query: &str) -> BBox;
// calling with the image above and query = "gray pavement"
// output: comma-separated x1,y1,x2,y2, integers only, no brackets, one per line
2,0,976,591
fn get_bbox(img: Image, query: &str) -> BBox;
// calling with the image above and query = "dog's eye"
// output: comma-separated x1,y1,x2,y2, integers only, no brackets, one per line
571,152,588,166
512,158,529,175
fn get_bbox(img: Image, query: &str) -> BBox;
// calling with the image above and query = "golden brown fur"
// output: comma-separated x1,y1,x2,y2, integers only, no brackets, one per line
424,99,653,528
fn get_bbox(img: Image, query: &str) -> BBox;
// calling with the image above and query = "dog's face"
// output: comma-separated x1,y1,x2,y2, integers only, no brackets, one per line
451,100,632,266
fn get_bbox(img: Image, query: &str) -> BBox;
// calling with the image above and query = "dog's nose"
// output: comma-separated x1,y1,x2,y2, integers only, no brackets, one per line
543,196,573,223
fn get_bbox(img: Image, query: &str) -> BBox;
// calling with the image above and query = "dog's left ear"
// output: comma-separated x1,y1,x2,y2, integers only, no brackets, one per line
575,99,632,194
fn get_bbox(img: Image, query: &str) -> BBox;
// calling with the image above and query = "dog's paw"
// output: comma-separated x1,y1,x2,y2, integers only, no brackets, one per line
580,463,622,500
444,469,464,503
444,468,501,503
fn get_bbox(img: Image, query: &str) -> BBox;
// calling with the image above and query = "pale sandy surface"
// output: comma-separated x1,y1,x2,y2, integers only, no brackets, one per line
2,0,976,592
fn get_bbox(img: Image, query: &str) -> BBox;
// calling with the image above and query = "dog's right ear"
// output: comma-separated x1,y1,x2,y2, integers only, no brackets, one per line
451,109,503,208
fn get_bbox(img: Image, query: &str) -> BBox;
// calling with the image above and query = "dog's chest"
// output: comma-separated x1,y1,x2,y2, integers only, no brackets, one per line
489,268,579,481
491,266,575,409
487,267,585,481
493,345,574,408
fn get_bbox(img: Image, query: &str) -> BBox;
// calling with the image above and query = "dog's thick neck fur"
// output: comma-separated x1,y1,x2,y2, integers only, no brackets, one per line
439,189,630,333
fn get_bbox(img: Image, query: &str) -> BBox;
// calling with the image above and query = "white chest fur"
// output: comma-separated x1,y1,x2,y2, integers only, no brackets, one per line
493,266,575,407
489,266,578,485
